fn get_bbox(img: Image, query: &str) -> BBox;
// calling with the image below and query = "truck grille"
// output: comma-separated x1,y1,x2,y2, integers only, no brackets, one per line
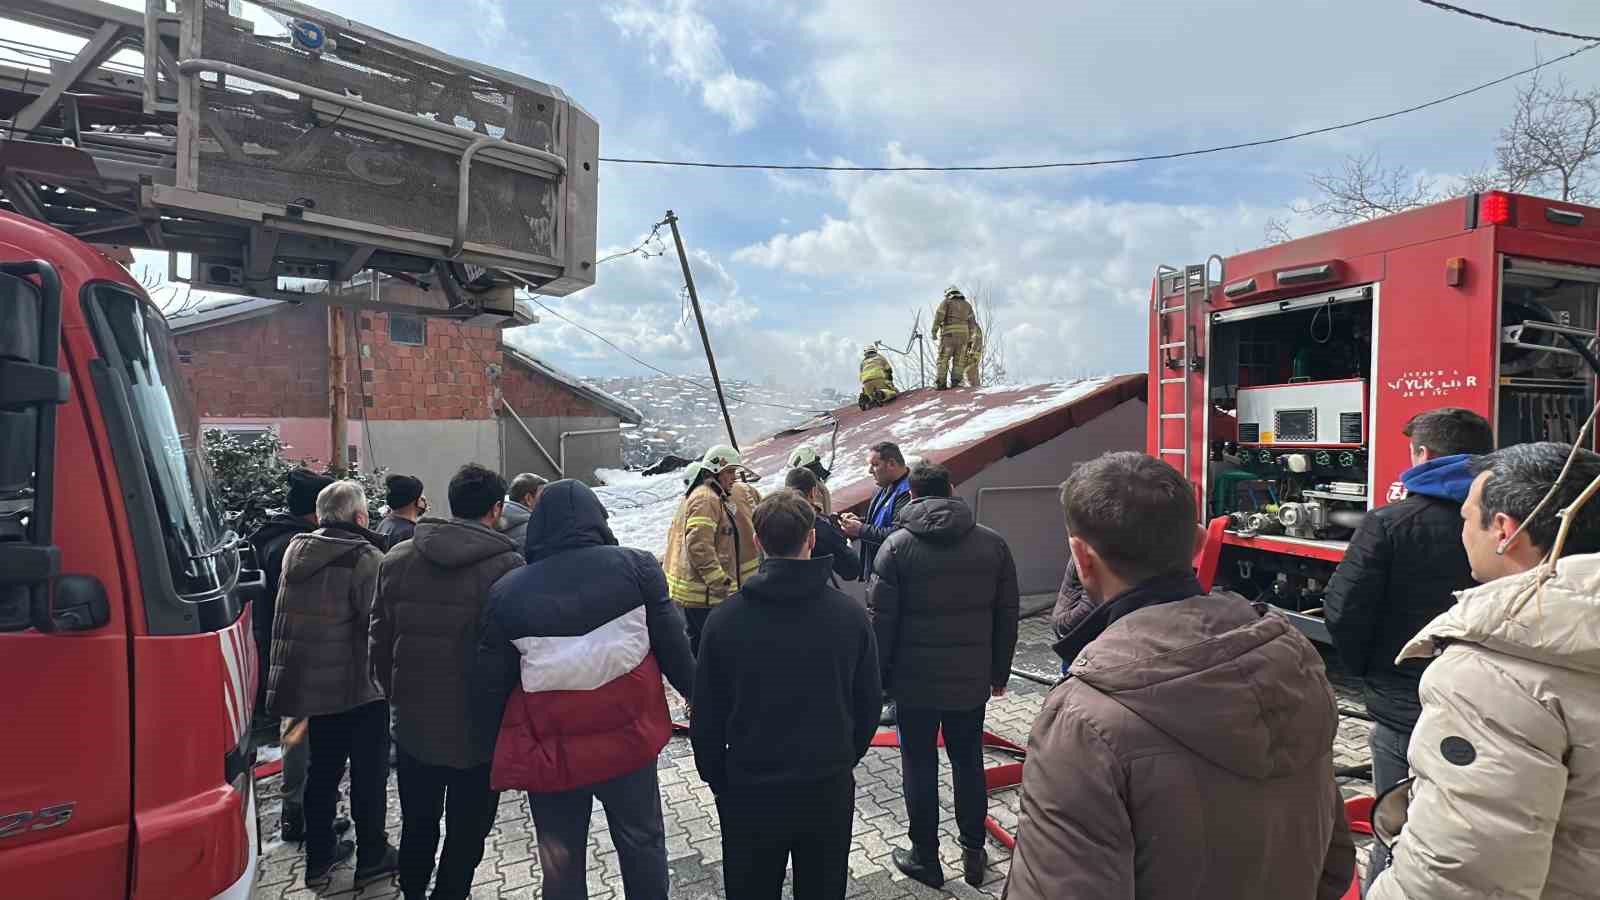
1340,412,1363,444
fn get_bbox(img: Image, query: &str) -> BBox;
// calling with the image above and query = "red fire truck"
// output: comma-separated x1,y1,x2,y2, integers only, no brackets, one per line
0,0,599,894
1,210,259,898
1151,191,1600,642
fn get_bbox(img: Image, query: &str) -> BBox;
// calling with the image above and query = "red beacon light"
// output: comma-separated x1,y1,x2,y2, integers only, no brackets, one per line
1481,191,1514,226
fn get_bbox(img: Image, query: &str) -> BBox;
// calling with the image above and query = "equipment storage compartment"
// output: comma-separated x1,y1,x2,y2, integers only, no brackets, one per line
1207,286,1374,542
1497,258,1600,449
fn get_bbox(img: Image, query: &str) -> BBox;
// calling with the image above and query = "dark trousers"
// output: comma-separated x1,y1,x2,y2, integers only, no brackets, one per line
683,606,712,656
896,705,987,853
396,746,499,900
717,773,854,900
305,699,391,868
1363,722,1410,896
527,762,668,900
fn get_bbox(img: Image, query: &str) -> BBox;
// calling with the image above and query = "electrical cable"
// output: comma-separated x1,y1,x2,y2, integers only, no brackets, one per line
1413,1,1600,42
597,41,1599,174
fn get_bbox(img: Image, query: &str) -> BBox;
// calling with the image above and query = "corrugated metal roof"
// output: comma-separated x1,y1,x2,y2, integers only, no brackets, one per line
595,374,1147,555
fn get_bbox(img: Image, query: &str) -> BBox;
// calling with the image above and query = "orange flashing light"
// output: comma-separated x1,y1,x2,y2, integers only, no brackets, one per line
1445,257,1465,287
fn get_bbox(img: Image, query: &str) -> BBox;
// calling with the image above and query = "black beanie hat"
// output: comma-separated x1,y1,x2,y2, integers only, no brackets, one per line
286,468,334,517
386,474,424,510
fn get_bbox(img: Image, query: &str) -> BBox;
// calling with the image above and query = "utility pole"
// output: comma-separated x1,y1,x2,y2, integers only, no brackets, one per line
328,305,349,475
665,210,739,451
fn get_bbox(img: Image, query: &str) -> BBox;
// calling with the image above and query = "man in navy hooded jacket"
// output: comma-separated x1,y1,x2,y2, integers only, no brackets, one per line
1324,406,1492,887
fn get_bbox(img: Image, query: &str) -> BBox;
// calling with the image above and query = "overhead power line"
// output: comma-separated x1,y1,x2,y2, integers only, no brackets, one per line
1414,0,1600,42
599,40,1599,173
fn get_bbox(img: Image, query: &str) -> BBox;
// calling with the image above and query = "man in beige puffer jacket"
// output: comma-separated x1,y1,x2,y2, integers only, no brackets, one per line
1370,442,1600,900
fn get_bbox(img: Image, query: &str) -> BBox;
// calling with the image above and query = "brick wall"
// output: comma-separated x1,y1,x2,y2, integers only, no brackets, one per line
175,300,610,424
173,303,327,418
501,355,610,419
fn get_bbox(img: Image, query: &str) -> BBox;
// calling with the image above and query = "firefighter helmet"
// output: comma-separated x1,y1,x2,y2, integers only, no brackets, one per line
788,445,820,469
944,284,964,300
680,462,705,489
701,444,743,474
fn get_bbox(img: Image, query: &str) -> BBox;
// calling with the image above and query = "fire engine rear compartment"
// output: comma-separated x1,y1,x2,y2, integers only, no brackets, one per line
1205,254,1600,640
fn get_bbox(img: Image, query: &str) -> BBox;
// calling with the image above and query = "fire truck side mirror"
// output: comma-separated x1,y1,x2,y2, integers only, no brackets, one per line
30,574,110,633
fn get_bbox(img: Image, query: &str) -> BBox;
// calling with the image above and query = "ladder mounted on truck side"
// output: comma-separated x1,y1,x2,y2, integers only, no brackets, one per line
0,0,600,324
1152,255,1222,485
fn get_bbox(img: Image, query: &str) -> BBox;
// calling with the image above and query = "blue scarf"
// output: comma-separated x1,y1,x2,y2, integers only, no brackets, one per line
869,476,911,529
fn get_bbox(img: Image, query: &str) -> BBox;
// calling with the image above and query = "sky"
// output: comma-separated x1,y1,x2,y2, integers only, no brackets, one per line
29,0,1600,393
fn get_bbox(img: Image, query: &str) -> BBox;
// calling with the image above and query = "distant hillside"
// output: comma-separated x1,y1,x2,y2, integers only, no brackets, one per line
585,376,847,468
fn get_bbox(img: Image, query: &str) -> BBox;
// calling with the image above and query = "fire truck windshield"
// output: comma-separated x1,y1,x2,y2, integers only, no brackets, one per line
86,282,238,600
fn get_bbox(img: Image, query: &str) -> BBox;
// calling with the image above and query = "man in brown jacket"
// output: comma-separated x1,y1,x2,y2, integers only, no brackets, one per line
269,479,397,886
372,464,524,900
1005,452,1355,900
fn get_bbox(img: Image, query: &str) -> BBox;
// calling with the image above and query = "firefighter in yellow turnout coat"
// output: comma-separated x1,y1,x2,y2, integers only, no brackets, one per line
933,286,976,389
859,345,900,409
663,446,759,653
963,321,984,388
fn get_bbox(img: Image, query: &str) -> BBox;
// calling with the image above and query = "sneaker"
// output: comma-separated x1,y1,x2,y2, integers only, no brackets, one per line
355,845,400,884
892,846,945,889
305,839,355,884
962,847,988,887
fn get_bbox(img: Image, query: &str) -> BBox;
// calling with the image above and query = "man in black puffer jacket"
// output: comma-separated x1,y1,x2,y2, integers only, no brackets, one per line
869,462,1019,890
1323,406,1492,887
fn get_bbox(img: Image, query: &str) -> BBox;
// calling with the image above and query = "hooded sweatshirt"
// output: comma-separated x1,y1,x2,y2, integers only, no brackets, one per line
1369,553,1600,900
267,526,386,718
1324,453,1479,731
690,556,881,793
472,480,696,793
1004,579,1356,900
371,517,523,769
867,496,1020,710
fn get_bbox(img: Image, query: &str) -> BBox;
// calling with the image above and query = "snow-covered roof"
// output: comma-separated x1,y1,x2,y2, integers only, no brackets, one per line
166,296,285,334
500,344,645,425
595,374,1146,556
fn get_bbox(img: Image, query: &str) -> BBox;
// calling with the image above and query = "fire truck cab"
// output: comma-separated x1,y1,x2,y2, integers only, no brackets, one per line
1152,191,1600,641
1,210,258,898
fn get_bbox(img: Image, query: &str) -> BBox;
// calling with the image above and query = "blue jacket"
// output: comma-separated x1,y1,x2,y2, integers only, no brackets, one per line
858,475,911,580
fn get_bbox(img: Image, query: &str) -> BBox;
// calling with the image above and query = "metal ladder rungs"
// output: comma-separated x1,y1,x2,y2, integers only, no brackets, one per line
1158,448,1188,455
1157,306,1185,315
1159,413,1185,420
1158,341,1185,350
1159,377,1185,384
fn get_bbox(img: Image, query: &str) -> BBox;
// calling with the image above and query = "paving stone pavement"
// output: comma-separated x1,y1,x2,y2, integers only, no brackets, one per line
252,617,1377,899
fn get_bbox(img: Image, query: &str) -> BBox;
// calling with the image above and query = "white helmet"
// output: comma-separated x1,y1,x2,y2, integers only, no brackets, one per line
701,444,743,474
944,284,964,299
788,445,820,469
680,462,704,489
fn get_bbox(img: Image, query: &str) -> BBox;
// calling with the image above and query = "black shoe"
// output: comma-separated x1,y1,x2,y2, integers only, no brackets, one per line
879,701,897,727
962,847,988,887
893,847,945,889
355,845,400,884
305,839,355,884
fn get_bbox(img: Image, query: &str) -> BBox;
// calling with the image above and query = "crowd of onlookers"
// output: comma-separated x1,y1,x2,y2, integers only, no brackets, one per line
249,407,1600,900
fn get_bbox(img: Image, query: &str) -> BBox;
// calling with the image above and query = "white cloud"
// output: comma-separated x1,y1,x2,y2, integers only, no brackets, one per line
609,0,774,132
734,155,1301,381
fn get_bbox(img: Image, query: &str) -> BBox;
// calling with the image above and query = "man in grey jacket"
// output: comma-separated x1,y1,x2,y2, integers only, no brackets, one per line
497,472,547,548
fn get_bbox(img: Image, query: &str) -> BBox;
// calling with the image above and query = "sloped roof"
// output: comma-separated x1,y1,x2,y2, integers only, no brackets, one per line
500,344,645,425
596,374,1147,555
167,296,286,334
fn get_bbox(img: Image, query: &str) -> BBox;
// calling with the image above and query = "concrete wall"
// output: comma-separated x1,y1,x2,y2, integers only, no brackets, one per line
955,398,1147,595
501,414,622,485
362,420,502,502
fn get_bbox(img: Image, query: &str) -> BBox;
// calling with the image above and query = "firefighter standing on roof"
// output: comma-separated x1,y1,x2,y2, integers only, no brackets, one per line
963,320,984,389
664,446,760,654
933,286,976,390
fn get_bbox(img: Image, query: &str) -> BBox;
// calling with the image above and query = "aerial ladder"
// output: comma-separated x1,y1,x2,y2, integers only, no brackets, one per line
0,0,600,323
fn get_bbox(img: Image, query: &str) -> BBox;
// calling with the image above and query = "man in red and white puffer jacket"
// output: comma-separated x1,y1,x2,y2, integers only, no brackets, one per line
472,479,695,900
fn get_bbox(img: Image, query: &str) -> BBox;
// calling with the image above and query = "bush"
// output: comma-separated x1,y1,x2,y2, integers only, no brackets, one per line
203,429,387,535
